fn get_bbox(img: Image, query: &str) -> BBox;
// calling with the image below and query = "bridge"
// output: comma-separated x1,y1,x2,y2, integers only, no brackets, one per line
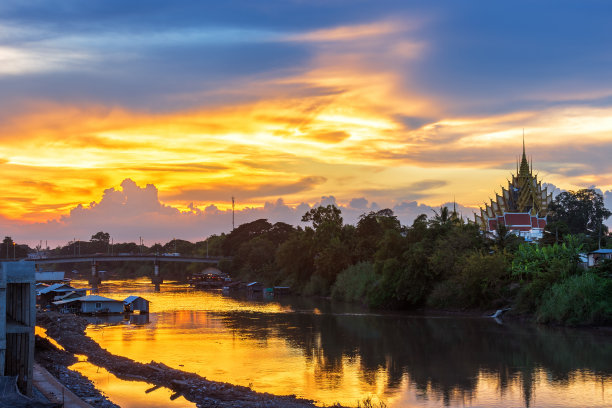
25,254,228,286
27,254,224,265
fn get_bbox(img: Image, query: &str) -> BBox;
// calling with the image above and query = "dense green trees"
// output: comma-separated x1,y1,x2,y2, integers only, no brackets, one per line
217,202,611,326
546,189,611,247
6,192,610,326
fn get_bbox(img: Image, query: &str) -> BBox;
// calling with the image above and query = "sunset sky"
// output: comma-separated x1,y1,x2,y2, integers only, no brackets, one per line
2,1,612,245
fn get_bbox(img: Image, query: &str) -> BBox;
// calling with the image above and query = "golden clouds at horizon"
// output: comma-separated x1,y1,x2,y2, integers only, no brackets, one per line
3,94,612,223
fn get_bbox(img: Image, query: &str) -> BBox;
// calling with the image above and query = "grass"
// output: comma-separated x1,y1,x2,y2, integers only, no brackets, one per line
536,272,612,325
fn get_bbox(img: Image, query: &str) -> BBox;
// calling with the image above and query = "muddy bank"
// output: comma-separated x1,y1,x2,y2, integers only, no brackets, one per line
35,335,119,408
37,311,336,408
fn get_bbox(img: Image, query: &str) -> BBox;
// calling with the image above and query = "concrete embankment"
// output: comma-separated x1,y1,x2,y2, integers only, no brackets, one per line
33,363,95,408
36,311,334,408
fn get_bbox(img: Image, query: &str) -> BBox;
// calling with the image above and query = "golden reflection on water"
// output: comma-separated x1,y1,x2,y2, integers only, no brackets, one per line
35,326,65,350
69,355,196,408
386,370,611,408
70,279,611,408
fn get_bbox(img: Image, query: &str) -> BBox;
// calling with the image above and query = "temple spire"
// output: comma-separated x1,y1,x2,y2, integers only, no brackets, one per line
519,131,530,177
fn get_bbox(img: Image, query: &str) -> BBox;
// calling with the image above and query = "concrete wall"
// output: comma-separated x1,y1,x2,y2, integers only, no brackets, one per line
0,261,36,396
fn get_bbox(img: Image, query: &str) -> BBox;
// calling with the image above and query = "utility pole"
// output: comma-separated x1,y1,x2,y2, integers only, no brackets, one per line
13,242,16,260
232,196,235,231
599,218,603,250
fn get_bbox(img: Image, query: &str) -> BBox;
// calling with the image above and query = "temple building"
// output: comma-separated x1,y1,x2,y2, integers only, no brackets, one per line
474,140,553,241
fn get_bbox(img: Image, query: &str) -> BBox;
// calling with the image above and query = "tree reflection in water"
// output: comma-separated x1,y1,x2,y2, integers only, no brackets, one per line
215,297,612,407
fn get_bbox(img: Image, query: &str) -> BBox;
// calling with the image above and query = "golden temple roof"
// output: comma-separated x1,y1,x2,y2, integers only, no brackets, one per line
474,138,553,230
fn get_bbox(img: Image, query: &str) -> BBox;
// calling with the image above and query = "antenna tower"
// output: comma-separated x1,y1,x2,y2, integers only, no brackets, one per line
232,197,235,230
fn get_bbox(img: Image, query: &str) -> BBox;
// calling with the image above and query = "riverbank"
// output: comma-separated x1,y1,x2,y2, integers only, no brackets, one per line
36,311,338,408
35,333,119,408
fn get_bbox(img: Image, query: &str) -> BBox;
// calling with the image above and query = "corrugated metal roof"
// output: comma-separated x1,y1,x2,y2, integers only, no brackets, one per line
78,295,122,302
51,297,81,306
52,294,121,306
589,249,612,254
38,283,73,294
124,295,149,304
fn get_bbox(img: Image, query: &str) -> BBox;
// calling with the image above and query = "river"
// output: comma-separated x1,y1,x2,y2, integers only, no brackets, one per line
66,279,611,407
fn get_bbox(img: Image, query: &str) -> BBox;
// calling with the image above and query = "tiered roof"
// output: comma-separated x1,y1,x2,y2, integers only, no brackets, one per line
474,139,553,231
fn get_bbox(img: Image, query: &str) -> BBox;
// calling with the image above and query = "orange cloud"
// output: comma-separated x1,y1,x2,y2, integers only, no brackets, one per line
285,21,412,43
2,18,612,226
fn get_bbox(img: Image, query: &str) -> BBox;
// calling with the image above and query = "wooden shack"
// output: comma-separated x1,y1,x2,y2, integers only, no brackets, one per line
124,296,150,314
246,282,263,295
38,283,86,308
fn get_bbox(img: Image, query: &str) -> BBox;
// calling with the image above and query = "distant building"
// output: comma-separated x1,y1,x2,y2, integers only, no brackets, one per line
587,249,612,267
1,261,36,396
474,139,553,241
26,251,49,260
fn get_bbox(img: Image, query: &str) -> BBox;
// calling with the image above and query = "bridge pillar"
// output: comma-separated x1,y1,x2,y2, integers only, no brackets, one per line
88,261,101,285
151,262,163,285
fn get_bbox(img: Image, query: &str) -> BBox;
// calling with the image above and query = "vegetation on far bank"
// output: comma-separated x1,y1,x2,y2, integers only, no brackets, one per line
3,188,611,326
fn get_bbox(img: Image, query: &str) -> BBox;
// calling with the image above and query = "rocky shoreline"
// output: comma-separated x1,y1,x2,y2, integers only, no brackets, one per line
36,311,336,408
35,334,120,408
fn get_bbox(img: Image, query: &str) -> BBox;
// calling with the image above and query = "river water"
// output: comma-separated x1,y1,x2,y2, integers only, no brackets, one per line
67,279,611,407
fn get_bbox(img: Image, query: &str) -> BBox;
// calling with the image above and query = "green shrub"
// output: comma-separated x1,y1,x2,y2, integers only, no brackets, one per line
427,251,510,309
427,280,459,308
331,262,377,303
303,274,330,296
536,273,612,325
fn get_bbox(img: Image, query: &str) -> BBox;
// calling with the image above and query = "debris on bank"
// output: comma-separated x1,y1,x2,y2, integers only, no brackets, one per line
35,334,119,408
36,311,336,408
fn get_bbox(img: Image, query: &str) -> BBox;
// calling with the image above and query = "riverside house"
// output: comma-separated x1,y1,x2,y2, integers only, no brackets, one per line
37,283,86,308
587,248,612,267
52,294,124,315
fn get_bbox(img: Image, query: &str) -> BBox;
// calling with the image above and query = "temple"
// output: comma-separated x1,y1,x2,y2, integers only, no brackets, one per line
474,139,553,241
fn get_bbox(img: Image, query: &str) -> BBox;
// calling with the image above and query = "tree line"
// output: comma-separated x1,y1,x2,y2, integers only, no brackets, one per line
215,188,612,326
3,188,611,325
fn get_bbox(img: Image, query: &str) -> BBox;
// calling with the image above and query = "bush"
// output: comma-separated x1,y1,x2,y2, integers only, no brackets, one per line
536,273,612,325
427,251,510,309
303,274,331,296
331,262,377,303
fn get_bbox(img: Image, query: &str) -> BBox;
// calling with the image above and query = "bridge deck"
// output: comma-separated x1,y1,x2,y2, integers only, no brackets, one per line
25,255,225,265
